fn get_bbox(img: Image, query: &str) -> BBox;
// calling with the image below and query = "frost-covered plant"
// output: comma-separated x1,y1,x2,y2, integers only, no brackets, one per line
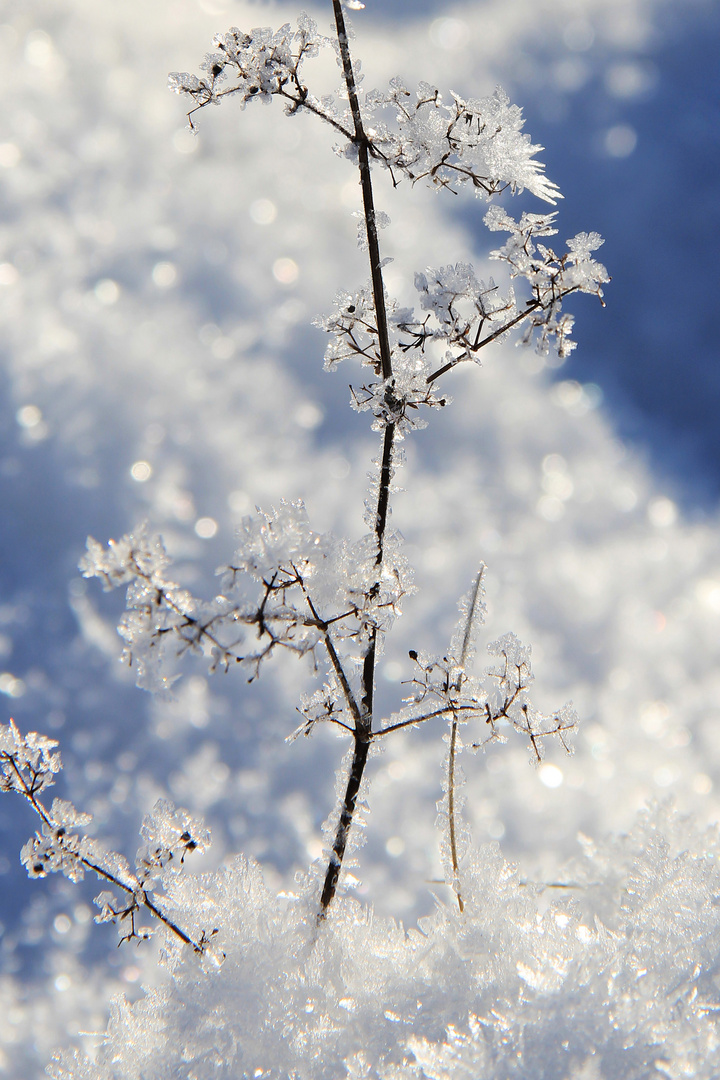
1,4,610,1064
142,0,602,918
2,1,605,939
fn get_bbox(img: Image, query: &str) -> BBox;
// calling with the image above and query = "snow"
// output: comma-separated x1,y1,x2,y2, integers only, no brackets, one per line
1,0,719,1077
46,811,720,1080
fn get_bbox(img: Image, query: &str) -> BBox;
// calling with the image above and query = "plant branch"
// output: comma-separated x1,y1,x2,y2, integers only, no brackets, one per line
319,4,400,915
376,703,478,738
298,579,364,728
319,734,370,915
277,87,355,141
446,570,482,912
332,0,392,381
426,286,581,384
5,752,207,953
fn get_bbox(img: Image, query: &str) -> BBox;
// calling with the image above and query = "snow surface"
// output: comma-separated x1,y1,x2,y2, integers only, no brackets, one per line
1,0,720,1076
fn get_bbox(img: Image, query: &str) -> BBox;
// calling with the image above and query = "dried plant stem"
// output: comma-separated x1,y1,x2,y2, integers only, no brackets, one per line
447,571,483,912
332,0,392,381
448,715,464,913
319,736,370,911
318,427,396,914
319,4,397,916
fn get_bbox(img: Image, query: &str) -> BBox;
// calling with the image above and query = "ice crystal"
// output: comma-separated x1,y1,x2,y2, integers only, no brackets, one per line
0,718,61,796
136,799,211,886
485,207,609,358
383,618,576,763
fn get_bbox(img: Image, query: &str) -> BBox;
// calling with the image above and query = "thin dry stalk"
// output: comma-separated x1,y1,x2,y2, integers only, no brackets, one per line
319,2,398,917
447,570,484,911
448,716,464,912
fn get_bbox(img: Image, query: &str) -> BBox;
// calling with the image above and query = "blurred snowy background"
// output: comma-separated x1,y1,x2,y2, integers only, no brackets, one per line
1,0,719,1073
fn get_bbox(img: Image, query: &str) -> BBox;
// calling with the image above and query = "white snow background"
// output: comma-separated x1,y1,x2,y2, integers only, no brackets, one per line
1,0,720,1076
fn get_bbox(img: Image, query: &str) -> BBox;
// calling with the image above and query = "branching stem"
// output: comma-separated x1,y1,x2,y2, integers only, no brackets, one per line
426,286,581,384
320,3,398,916
299,582,363,729
5,753,206,953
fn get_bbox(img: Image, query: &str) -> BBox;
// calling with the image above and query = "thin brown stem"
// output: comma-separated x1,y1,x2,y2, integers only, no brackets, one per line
78,856,203,952
448,714,464,912
319,735,370,914
359,420,396,723
445,569,482,912
277,88,355,142
320,4,399,915
373,422,395,562
300,586,363,729
376,703,478,738
332,0,392,381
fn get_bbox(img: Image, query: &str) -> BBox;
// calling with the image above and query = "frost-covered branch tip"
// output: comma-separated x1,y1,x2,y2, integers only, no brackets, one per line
81,517,336,693
81,504,412,706
389,628,577,759
168,16,344,133
1,720,214,954
169,15,560,204
317,224,607,406
364,82,562,204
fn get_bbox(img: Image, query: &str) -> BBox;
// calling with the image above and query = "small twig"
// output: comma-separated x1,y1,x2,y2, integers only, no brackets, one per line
297,575,363,729
3,748,207,954
376,703,477,738
426,286,581,384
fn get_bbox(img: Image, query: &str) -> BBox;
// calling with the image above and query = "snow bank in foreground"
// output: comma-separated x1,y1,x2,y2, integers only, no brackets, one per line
51,804,720,1080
